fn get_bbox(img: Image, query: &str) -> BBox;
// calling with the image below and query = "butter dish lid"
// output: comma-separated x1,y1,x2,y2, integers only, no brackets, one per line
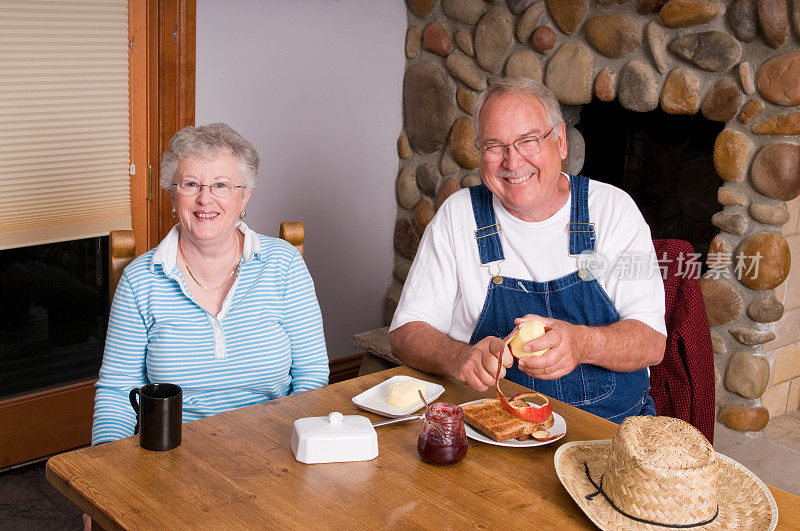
290,412,379,464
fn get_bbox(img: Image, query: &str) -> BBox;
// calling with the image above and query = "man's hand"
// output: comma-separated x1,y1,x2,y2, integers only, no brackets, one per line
510,314,666,378
453,336,514,391
512,315,587,380
389,321,515,392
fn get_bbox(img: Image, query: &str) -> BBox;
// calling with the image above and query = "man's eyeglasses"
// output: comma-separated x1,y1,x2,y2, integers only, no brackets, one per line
172,181,246,198
477,126,556,162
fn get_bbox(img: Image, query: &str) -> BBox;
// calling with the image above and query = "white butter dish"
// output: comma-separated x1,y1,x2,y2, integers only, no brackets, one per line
291,412,378,464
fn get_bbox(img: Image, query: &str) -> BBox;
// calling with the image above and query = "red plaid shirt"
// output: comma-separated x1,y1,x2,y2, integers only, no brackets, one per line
650,239,715,443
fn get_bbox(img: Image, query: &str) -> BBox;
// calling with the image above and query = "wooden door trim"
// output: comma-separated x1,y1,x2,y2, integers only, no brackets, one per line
129,0,149,256
178,0,196,132
155,0,196,246
130,0,196,253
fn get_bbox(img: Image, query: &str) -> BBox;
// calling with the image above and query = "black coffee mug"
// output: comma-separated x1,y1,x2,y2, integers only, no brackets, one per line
129,383,182,451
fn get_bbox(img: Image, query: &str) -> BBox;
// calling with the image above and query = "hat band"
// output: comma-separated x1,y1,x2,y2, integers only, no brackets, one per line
583,462,719,529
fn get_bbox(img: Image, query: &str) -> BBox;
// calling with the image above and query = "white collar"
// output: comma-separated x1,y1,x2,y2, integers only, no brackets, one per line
150,220,261,275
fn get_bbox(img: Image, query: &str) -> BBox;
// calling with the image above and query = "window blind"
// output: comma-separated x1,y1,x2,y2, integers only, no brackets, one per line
0,0,131,250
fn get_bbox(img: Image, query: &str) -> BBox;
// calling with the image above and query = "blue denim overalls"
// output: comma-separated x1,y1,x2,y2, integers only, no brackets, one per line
467,175,655,422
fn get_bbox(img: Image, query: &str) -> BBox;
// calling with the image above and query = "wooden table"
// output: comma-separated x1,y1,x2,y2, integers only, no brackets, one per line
47,367,800,529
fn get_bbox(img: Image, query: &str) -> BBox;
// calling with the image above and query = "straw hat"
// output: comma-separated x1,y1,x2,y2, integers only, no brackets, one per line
554,416,777,530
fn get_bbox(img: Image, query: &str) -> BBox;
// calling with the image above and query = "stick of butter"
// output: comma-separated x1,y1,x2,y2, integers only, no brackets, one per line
387,379,426,408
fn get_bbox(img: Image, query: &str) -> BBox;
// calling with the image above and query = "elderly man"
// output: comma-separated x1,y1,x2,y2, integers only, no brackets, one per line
389,77,666,422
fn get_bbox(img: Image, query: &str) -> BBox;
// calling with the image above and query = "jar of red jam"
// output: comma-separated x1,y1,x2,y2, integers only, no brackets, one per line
417,402,468,465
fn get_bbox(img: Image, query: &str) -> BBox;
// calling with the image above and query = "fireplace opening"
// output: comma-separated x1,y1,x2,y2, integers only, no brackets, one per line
574,100,725,263
0,237,109,399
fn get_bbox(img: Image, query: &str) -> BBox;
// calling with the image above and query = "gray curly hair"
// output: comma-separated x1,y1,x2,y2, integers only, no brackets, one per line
160,122,260,191
472,77,564,139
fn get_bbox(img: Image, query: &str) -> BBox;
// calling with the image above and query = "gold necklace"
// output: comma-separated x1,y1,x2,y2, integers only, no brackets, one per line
180,240,241,291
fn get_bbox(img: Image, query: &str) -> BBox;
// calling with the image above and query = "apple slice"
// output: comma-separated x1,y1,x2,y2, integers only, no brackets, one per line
532,431,563,441
508,320,549,358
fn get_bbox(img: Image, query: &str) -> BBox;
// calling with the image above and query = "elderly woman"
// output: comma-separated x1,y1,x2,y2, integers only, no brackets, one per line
92,123,329,444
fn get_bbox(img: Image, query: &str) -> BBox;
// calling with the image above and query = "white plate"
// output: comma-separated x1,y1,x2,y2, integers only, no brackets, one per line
352,375,445,418
459,399,567,447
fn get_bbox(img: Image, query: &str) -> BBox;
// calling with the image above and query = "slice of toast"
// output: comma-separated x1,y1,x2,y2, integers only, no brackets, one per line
462,398,554,442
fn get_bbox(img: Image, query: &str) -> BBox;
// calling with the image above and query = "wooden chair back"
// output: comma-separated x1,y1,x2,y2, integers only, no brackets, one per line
280,221,304,256
109,230,136,301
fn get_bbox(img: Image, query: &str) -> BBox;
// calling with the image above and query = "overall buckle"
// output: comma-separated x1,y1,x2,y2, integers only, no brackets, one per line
474,223,502,239
568,221,595,233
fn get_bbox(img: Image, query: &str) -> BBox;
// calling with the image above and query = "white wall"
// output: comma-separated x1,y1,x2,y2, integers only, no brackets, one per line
196,0,406,358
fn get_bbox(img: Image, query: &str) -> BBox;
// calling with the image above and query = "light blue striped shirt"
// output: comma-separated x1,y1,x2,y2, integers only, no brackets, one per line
92,222,329,444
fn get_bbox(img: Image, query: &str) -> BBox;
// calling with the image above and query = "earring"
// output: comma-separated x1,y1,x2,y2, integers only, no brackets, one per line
171,208,177,218
239,210,246,220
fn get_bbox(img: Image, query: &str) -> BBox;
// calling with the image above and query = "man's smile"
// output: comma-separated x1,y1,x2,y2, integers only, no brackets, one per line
498,171,533,184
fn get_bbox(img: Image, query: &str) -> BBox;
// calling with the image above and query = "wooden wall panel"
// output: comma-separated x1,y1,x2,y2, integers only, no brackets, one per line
329,353,364,384
0,381,96,470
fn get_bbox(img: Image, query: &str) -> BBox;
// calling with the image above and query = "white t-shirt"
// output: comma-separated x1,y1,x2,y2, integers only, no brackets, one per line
390,177,667,341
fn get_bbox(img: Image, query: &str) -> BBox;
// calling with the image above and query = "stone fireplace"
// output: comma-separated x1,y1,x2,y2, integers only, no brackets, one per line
576,100,725,259
389,0,800,432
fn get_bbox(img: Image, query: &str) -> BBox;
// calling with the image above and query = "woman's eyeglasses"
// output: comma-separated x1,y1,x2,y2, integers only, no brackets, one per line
172,181,245,198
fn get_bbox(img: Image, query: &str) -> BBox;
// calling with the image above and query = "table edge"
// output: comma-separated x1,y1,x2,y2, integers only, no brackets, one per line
46,455,122,531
